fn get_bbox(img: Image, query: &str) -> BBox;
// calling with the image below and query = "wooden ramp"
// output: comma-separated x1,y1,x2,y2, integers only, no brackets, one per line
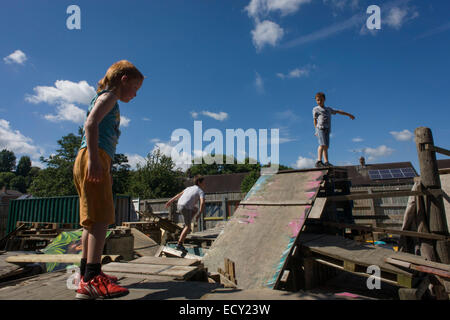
202,169,327,289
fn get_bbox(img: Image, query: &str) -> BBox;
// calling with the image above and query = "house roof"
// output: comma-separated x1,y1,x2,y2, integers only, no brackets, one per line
338,161,417,187
437,159,450,169
184,172,250,194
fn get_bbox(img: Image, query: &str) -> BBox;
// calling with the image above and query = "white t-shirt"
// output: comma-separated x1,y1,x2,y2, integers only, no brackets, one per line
177,185,205,210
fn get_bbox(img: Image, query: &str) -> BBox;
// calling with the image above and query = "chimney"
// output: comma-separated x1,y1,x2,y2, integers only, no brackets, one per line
359,156,366,167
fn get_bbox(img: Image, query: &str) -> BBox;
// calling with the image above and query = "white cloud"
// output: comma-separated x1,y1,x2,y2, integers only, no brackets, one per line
120,116,131,127
352,137,364,142
142,117,151,121
0,119,43,161
385,6,419,30
44,103,86,124
201,111,228,121
26,80,96,125
284,12,365,47
390,129,413,141
277,65,315,79
124,153,146,170
251,20,284,50
3,50,27,65
245,0,311,19
26,80,95,106
255,72,264,93
190,111,199,119
295,156,316,169
150,138,161,143
362,145,394,161
153,142,192,172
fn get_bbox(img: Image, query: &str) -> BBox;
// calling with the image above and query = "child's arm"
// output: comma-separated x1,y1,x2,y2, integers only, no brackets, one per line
195,198,206,220
165,190,184,208
84,92,118,183
335,110,355,120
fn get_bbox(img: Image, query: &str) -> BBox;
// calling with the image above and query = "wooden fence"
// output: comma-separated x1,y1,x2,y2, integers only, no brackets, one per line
350,184,413,229
137,192,246,231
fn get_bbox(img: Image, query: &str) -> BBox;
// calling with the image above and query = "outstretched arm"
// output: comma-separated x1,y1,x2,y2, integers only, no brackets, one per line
336,110,355,120
165,190,184,208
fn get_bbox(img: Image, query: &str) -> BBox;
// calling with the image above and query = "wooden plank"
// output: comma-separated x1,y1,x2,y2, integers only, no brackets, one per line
5,254,120,265
161,246,203,260
308,197,327,219
327,190,423,201
129,256,200,266
240,200,312,206
388,253,450,273
102,262,199,280
323,221,450,241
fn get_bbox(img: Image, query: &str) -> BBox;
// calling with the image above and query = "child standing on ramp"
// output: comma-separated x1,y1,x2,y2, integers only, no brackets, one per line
312,92,355,168
165,175,206,253
73,60,144,299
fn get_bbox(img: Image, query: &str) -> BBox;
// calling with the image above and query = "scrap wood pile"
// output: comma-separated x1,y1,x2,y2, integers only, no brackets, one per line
1,222,76,251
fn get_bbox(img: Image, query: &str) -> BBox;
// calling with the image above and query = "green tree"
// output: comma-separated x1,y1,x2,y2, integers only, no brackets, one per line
28,129,83,197
187,154,261,177
129,148,185,199
112,153,131,195
240,170,260,194
16,156,32,177
0,172,16,189
10,175,27,193
0,149,16,172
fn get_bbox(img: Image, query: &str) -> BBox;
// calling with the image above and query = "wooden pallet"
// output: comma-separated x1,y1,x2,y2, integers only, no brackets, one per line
298,233,416,288
102,256,205,281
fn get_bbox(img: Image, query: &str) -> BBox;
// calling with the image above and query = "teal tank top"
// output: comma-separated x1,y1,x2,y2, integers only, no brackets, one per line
79,90,121,160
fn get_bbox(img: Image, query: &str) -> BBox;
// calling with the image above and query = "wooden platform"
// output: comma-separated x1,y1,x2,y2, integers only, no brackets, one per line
102,256,205,281
298,233,416,288
202,170,327,289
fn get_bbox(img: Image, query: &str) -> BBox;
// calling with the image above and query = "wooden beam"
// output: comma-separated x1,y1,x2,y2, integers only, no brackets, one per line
240,200,312,206
424,144,450,157
6,254,121,265
415,127,450,264
322,221,450,241
327,190,430,202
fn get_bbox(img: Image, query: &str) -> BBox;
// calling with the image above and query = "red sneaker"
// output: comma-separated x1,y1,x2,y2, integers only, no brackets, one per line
100,271,118,283
75,275,129,300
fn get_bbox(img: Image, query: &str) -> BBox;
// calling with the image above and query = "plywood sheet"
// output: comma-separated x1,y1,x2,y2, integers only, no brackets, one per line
102,262,199,279
203,170,326,289
129,256,200,266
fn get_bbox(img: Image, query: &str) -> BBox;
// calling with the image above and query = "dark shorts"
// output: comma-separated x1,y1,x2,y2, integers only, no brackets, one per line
177,206,196,227
317,128,330,147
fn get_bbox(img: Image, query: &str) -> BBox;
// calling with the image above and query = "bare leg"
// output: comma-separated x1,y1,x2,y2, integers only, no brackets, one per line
86,222,108,264
317,145,323,162
323,146,329,163
81,228,89,259
178,225,191,244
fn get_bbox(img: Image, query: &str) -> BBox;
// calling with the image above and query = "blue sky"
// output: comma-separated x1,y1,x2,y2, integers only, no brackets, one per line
1,0,449,172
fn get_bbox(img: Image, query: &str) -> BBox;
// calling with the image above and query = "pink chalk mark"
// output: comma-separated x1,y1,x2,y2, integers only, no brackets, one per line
239,211,259,224
335,292,359,298
288,212,307,237
306,191,316,199
307,180,321,189
311,171,323,181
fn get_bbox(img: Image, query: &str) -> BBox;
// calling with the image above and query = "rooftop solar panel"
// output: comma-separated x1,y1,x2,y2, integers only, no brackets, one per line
368,168,416,180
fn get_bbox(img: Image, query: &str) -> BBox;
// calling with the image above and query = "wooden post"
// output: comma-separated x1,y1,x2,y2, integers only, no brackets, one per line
415,127,450,264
